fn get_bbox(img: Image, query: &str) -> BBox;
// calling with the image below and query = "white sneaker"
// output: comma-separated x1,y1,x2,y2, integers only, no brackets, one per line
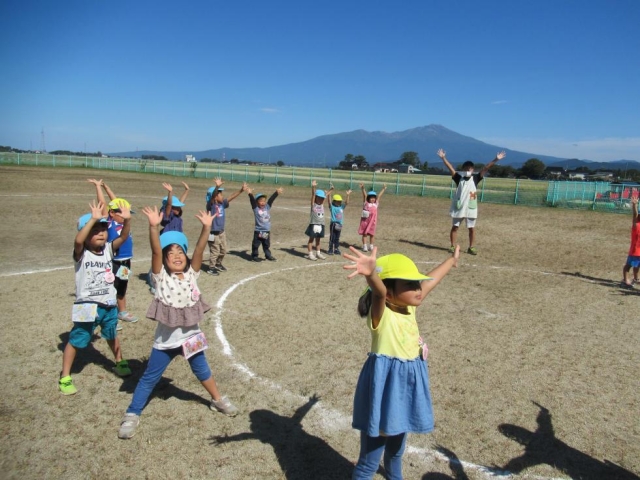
118,413,140,439
362,244,369,252
210,396,239,417
306,251,317,261
316,251,327,260
369,244,374,251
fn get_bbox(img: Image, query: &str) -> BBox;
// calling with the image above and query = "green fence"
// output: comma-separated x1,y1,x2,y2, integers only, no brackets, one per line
0,152,628,213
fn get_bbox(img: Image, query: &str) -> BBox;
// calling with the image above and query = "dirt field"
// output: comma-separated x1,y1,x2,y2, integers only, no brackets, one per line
0,165,638,480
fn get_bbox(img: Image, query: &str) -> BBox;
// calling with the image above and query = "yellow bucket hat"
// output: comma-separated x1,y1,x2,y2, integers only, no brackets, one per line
375,254,432,281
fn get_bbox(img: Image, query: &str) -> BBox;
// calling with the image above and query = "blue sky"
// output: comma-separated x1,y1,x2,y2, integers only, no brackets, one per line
1,0,639,161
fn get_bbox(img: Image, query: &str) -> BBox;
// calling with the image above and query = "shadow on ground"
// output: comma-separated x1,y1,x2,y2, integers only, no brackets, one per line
399,239,451,252
209,395,366,479
498,402,639,480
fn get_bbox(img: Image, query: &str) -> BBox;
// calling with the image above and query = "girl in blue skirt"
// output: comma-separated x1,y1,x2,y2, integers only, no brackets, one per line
343,246,460,479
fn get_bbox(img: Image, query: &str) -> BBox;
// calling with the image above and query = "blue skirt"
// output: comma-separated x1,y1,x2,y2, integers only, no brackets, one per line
352,353,434,437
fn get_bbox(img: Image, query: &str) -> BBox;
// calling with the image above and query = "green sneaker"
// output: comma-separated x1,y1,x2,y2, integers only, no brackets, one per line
467,247,478,255
448,245,456,254
112,360,132,377
59,375,78,395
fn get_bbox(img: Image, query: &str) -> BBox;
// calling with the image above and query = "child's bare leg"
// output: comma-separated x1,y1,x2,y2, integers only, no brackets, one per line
117,295,126,313
201,376,222,401
450,226,459,246
633,266,639,282
107,338,123,363
369,234,375,245
361,235,367,246
61,342,78,377
315,238,321,250
307,237,314,252
468,227,475,248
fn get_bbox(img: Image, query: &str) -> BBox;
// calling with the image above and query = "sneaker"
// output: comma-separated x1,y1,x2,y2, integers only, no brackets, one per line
266,256,277,261
335,248,341,255
251,256,261,262
448,245,456,254
112,359,132,377
316,251,327,260
118,413,140,439
210,396,239,417
467,247,478,255
306,251,317,261
327,249,335,255
149,287,156,295
59,375,78,395
117,311,138,323
215,264,228,272
116,322,123,331
206,267,219,276
362,244,369,252
621,280,634,289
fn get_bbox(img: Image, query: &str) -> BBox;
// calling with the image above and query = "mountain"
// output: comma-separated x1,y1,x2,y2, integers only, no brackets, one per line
546,158,640,171
108,125,634,169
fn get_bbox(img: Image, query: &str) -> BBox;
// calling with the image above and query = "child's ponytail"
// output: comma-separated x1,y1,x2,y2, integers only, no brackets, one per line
357,279,396,318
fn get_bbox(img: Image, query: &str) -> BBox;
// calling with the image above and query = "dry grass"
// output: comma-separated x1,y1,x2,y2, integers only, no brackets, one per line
0,165,638,480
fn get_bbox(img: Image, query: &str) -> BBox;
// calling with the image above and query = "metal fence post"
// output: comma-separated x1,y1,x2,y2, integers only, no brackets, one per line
350,170,353,189
396,172,400,194
480,178,485,202
275,167,279,184
421,175,426,197
514,179,519,204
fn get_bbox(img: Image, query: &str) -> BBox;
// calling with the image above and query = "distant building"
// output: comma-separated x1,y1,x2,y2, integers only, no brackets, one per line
545,166,565,177
185,154,196,162
397,163,421,174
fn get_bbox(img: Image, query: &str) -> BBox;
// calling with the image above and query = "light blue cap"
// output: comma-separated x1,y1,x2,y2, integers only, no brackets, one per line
77,213,108,231
314,190,326,199
161,196,185,208
367,190,377,196
160,231,188,253
255,193,266,200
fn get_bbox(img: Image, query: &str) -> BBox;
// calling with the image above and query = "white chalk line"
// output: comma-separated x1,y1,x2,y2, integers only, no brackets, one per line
210,261,567,480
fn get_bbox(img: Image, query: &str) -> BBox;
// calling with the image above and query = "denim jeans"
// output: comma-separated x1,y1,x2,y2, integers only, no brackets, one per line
329,222,342,251
127,347,211,415
352,431,407,480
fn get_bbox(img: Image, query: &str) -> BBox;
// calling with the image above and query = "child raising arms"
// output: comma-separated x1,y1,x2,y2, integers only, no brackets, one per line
358,183,387,252
621,196,640,287
59,200,133,395
304,180,333,261
118,206,238,439
343,245,459,479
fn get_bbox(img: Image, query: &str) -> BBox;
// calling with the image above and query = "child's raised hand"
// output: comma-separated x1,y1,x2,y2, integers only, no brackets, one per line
437,149,446,159
359,183,365,189
142,206,163,227
452,245,460,267
346,189,353,195
181,181,190,190
311,180,317,187
162,182,173,193
276,187,284,195
89,200,105,220
245,186,253,194
87,178,103,187
214,177,223,188
632,196,639,205
195,209,215,228
343,246,378,279
496,151,506,161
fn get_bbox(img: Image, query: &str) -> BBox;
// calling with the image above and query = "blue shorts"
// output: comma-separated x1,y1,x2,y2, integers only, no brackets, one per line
69,306,118,348
626,255,640,268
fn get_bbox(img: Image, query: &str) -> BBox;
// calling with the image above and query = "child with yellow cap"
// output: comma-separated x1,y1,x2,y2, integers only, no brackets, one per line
327,184,352,255
343,245,459,479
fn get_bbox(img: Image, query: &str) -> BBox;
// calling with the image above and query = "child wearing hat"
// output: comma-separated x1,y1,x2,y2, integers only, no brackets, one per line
246,186,283,262
205,177,246,275
160,181,190,234
59,200,133,395
343,245,460,479
305,180,333,260
358,183,387,252
117,206,238,440
89,179,138,324
327,185,352,255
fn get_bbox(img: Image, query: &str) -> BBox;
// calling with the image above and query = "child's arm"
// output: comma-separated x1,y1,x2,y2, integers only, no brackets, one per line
179,181,190,203
246,186,257,209
268,188,283,207
419,246,460,298
311,180,317,206
110,201,131,251
360,183,366,201
87,178,109,217
345,189,352,206
191,210,216,272
326,183,335,207
142,206,164,274
437,149,456,177
102,182,118,201
479,151,506,178
162,182,174,218
74,200,105,260
227,182,247,203
377,184,388,203
632,196,639,225
343,246,387,327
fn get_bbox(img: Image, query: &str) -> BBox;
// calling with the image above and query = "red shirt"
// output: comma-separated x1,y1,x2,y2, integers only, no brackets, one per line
629,223,640,256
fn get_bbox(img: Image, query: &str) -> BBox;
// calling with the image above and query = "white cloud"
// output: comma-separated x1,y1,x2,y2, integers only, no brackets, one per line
260,107,280,114
479,136,640,162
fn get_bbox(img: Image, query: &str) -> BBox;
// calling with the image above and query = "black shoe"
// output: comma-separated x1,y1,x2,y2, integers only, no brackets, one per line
266,256,277,261
215,264,227,272
251,256,261,262
206,268,219,276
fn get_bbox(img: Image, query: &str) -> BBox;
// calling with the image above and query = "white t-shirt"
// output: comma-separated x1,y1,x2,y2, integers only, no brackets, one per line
74,244,117,306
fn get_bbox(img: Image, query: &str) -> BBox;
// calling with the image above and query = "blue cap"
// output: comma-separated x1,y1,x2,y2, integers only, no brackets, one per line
77,213,109,231
367,190,377,196
162,196,185,208
255,193,266,200
314,190,326,199
160,231,188,253
206,186,224,203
